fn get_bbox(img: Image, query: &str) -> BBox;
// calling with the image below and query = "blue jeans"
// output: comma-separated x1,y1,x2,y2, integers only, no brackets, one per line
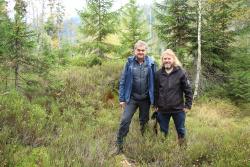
116,98,150,145
157,111,186,138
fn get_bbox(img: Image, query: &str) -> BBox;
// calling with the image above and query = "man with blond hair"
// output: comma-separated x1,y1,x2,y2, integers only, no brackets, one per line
115,40,157,154
154,49,193,146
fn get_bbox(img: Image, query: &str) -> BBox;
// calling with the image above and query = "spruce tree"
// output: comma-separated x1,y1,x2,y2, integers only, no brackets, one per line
119,0,149,58
0,0,11,88
0,0,9,57
9,0,35,89
227,1,250,103
79,0,117,57
44,0,65,48
154,0,195,65
201,0,236,81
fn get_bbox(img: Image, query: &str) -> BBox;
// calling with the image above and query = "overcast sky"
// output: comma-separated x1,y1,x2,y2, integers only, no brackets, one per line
7,0,153,20
63,0,153,19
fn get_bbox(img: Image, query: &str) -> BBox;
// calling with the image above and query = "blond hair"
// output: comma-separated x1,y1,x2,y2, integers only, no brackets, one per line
161,49,182,67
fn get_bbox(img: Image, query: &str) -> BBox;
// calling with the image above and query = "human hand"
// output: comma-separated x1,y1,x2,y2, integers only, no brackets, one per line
183,108,190,113
154,106,158,112
120,102,126,109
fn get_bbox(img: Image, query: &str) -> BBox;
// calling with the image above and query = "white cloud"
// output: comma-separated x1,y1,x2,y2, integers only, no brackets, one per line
63,0,153,18
6,0,154,21
63,0,85,19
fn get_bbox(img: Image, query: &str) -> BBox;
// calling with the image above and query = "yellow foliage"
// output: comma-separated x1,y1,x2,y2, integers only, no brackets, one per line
105,34,121,45
52,38,59,48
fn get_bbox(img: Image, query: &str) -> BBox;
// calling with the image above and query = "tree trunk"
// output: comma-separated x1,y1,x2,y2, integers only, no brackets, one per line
97,0,103,57
193,0,202,99
15,63,19,90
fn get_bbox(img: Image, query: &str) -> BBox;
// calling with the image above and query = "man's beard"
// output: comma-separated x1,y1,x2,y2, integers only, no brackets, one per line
164,63,173,70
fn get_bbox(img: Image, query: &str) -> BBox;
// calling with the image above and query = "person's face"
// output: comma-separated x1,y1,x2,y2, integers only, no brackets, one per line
134,45,147,60
162,54,174,69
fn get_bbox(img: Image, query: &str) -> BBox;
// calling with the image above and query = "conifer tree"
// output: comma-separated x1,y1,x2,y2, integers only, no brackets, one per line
0,0,9,57
226,1,250,103
119,0,149,58
79,0,117,57
0,0,11,88
44,0,65,48
154,0,195,65
201,0,236,81
9,0,35,89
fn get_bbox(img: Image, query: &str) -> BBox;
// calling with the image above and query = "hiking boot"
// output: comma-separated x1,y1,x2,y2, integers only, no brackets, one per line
114,144,124,155
178,137,187,148
140,127,145,136
140,123,148,136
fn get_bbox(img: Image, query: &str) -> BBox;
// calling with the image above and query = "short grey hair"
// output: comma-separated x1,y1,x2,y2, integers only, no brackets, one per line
134,40,148,50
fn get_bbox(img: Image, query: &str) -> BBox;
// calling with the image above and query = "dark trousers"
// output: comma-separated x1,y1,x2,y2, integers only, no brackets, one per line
157,111,186,138
116,98,150,145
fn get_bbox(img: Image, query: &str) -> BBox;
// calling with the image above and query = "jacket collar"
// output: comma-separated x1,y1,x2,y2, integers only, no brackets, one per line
128,55,154,65
161,66,180,74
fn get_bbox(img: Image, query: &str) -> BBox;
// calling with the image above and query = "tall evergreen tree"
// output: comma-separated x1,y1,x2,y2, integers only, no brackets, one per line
44,0,65,48
227,1,250,103
0,0,11,88
0,0,9,57
201,0,236,81
228,34,250,103
79,0,117,57
119,0,149,58
154,0,195,65
9,0,35,89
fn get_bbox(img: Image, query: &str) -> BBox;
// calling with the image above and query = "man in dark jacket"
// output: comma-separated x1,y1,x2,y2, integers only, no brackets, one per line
115,40,157,154
154,49,193,146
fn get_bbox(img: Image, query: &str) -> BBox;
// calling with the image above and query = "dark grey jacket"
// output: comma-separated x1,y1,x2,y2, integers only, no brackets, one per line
130,60,149,100
154,66,193,112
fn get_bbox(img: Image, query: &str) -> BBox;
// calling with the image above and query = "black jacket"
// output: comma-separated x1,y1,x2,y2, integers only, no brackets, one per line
154,67,193,112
